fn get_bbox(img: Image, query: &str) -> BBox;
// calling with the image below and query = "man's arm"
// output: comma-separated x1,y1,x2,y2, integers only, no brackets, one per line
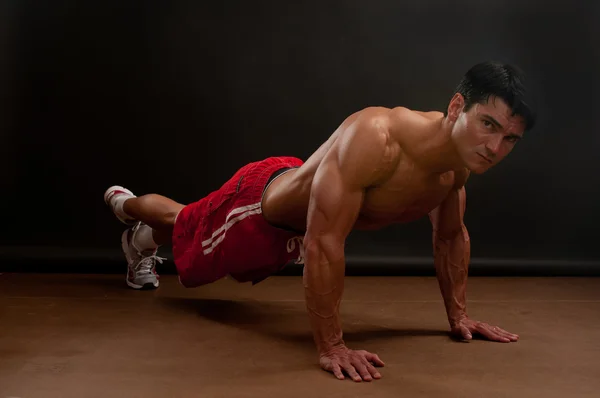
429,185,520,342
429,186,471,329
303,110,392,381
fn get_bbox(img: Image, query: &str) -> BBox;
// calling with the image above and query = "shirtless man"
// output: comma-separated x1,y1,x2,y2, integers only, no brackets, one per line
104,61,536,382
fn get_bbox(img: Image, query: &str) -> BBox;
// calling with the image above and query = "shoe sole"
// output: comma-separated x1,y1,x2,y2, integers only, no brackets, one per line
121,229,160,290
104,185,137,225
126,280,159,290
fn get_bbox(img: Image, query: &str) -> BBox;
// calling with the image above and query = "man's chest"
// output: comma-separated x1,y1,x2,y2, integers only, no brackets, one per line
356,165,456,227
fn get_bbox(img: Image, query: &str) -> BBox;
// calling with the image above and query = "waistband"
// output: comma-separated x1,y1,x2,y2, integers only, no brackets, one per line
242,157,304,205
263,167,295,193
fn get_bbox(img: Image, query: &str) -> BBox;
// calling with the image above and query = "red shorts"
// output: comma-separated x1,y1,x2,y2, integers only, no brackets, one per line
172,156,306,287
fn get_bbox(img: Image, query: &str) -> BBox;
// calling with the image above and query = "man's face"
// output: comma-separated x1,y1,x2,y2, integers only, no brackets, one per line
448,94,526,174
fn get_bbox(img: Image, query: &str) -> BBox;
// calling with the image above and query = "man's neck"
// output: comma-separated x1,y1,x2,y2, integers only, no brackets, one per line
416,116,465,174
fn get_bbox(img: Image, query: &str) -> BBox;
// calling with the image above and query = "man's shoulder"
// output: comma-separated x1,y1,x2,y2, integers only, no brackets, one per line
347,106,444,151
389,106,443,119
382,107,444,146
350,106,442,128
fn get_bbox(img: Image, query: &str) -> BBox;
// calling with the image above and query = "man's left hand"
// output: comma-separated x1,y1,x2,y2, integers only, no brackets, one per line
451,318,519,343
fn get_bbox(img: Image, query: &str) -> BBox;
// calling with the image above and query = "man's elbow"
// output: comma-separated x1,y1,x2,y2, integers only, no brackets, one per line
435,223,469,242
304,234,346,266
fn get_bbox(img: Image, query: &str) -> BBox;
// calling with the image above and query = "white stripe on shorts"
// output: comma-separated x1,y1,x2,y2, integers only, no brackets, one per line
201,202,262,255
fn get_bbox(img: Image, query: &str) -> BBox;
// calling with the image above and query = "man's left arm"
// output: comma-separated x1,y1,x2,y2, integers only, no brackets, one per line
429,186,519,343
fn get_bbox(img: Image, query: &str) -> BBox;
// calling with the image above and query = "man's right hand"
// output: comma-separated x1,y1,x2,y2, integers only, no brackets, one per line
320,345,385,382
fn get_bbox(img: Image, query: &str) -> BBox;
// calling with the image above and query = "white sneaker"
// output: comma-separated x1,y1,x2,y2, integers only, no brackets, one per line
122,222,164,290
104,185,163,289
104,185,137,225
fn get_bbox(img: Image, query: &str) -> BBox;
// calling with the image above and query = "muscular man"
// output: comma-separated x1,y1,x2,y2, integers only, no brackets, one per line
104,61,535,382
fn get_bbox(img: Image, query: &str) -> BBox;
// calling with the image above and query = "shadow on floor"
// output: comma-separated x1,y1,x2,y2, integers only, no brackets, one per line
158,297,449,348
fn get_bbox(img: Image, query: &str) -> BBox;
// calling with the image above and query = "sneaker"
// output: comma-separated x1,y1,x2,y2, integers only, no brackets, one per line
104,185,137,225
122,222,164,290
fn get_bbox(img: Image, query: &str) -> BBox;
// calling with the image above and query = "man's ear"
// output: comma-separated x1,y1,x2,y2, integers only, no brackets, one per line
447,93,465,123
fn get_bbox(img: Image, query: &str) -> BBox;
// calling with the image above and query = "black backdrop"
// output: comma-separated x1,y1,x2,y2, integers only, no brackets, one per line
1,0,599,275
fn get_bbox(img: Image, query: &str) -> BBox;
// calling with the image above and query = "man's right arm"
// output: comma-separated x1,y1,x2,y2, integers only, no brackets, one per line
302,109,393,381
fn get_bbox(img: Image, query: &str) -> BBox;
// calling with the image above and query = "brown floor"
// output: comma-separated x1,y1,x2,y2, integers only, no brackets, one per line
0,273,598,398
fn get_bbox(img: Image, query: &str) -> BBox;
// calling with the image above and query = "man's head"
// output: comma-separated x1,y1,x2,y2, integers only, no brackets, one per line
446,61,536,174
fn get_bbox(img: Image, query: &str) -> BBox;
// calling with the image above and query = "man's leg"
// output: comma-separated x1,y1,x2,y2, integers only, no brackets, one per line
104,186,186,290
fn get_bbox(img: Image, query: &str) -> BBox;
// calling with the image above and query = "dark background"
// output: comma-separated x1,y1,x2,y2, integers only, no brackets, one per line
1,0,599,275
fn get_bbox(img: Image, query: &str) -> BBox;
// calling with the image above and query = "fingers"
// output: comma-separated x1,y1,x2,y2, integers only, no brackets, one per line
323,349,384,382
341,361,362,382
476,324,504,342
364,352,385,367
345,358,382,382
494,327,519,342
460,325,473,340
478,324,515,343
352,360,373,382
331,363,345,380
340,355,384,382
495,327,519,341
365,361,382,379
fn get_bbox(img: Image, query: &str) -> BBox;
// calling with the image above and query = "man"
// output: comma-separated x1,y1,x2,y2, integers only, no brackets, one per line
104,61,536,382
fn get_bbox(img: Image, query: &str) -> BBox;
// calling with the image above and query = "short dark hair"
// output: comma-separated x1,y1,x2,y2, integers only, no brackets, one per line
453,61,536,131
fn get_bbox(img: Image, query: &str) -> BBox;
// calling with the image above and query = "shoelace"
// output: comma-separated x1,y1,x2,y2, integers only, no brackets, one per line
135,254,166,275
286,236,305,264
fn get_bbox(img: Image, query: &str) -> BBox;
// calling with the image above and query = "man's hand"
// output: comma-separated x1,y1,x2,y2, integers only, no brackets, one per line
320,345,385,382
451,318,519,343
